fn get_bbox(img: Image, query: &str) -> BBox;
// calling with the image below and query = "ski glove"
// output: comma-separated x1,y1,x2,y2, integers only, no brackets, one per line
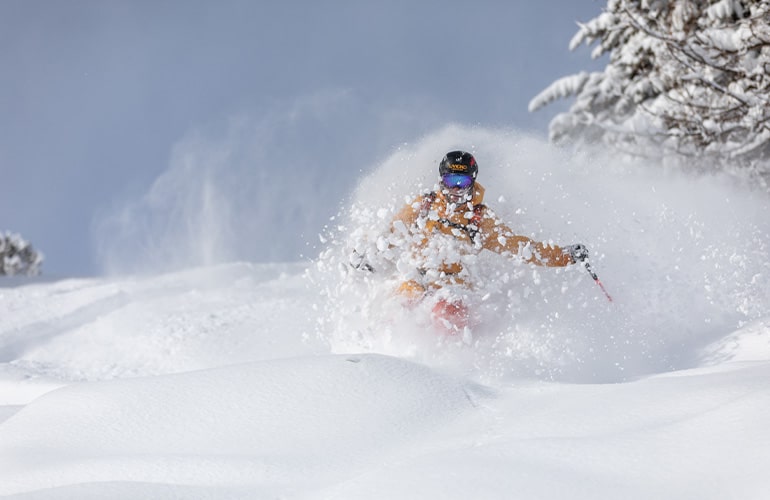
349,249,374,272
567,243,589,263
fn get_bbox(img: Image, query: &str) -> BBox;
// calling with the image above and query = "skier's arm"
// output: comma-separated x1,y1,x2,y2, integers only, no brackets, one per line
479,214,572,267
390,197,421,234
350,198,422,272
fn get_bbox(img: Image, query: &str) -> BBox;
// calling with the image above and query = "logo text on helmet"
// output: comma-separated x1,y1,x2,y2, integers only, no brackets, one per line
448,163,467,171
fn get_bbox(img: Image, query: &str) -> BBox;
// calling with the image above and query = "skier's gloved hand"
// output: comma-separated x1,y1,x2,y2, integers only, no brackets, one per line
567,243,589,263
349,249,374,272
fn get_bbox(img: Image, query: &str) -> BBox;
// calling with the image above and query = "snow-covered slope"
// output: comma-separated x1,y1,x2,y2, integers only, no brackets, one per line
0,264,770,499
1,129,769,499
1,261,769,499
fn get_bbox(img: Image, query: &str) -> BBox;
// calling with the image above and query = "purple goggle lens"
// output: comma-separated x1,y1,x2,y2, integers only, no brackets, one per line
441,173,474,190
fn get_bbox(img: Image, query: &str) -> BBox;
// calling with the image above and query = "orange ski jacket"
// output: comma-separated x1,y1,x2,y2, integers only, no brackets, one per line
392,182,572,277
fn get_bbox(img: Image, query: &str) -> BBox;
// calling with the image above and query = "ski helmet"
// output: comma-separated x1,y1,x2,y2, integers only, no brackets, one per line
439,151,478,179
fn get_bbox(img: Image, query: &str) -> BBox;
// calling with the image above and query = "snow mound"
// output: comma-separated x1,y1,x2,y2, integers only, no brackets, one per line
0,353,490,496
324,361,770,500
0,364,65,407
700,316,770,365
0,262,322,383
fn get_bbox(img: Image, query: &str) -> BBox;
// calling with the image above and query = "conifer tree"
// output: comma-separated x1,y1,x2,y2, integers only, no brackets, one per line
0,232,43,276
530,0,770,183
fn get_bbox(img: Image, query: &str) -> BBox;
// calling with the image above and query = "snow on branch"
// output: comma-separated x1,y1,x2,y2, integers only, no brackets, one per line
706,0,746,22
528,72,590,112
528,0,770,183
0,232,44,276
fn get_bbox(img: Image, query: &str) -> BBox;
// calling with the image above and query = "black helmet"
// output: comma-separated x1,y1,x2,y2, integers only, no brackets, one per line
439,151,478,179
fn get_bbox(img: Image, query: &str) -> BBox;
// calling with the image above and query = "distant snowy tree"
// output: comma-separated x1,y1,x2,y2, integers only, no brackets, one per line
530,0,770,183
0,232,43,276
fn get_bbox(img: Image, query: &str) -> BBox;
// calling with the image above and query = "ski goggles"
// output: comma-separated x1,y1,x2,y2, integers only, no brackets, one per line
441,173,475,190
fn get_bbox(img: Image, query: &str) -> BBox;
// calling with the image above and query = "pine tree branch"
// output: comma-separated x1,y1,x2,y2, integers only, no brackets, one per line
622,7,744,77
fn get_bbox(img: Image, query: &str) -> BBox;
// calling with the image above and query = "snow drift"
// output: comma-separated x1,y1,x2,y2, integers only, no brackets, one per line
0,354,489,496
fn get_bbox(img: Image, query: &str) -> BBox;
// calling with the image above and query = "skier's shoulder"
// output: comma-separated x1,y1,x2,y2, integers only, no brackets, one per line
394,190,433,223
472,182,486,202
403,188,435,205
470,183,490,216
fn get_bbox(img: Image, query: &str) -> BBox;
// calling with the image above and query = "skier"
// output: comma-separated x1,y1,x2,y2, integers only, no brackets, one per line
383,150,589,334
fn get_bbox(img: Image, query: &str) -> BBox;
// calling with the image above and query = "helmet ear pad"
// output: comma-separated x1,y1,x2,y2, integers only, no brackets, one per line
439,150,478,179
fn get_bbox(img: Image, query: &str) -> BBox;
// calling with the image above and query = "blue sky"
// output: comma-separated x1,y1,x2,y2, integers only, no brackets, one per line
2,1,605,276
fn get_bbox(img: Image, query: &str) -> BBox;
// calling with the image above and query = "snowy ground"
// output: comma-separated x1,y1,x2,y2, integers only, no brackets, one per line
2,130,769,499
1,262,769,500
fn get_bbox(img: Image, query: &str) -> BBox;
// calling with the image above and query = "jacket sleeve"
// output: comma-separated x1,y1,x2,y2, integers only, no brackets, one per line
391,197,421,234
478,210,572,267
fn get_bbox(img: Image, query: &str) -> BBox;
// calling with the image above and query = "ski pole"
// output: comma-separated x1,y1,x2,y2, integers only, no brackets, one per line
583,260,613,302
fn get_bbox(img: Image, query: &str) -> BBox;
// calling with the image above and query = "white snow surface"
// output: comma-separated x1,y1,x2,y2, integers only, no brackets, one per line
2,129,770,499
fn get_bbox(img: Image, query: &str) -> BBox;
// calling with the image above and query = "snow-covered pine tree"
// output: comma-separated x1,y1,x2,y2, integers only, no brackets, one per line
0,232,44,276
530,0,770,184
